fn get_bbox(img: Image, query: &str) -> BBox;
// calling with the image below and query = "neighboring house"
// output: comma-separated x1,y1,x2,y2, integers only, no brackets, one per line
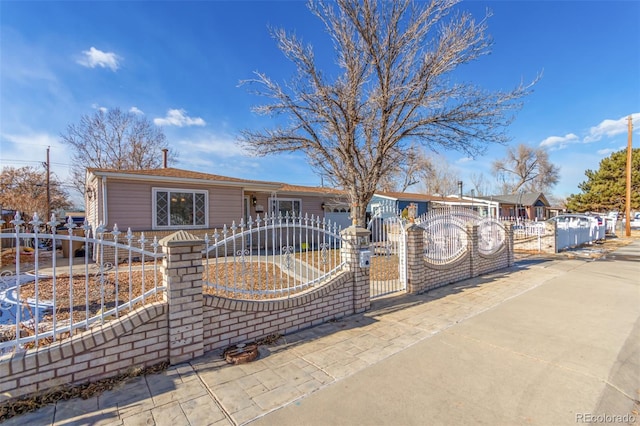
548,204,567,217
368,191,480,219
1,209,17,230
84,167,349,237
478,192,551,220
429,195,499,218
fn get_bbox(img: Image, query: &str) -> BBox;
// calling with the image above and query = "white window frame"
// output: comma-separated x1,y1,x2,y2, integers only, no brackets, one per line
269,197,302,217
152,187,209,230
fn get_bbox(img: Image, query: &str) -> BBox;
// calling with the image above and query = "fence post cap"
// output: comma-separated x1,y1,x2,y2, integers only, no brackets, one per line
405,223,421,232
159,230,204,246
340,226,370,237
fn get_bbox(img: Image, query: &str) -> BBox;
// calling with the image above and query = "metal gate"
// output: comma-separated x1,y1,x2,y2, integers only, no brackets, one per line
367,201,407,299
415,206,506,262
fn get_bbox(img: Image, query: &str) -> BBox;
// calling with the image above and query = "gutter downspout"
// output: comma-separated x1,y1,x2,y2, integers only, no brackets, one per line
101,176,108,227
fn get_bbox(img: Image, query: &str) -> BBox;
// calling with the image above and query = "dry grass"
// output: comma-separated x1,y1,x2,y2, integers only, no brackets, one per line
203,261,303,299
293,249,400,281
0,266,164,348
371,255,400,280
0,361,169,422
0,247,38,269
294,249,341,271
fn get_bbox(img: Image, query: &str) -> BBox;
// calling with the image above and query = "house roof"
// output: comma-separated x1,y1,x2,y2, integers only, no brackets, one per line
88,167,279,186
374,191,472,204
278,183,347,197
87,167,349,196
479,192,549,206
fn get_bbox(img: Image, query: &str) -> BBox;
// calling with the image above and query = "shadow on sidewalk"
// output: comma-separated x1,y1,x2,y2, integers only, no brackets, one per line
369,257,553,319
201,257,557,365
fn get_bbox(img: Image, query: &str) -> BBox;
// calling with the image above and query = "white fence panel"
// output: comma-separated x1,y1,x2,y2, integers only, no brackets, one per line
556,224,605,251
0,213,165,355
203,213,344,299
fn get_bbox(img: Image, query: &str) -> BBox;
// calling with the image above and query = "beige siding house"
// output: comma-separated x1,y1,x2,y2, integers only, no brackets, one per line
84,167,349,236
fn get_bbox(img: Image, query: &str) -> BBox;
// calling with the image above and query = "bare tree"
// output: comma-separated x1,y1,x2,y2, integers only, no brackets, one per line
491,144,560,194
418,154,461,196
0,166,71,220
241,0,534,225
469,172,493,196
378,146,434,193
379,149,465,197
60,108,174,194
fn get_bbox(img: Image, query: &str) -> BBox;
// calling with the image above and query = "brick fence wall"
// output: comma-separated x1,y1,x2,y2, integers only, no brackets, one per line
0,226,371,403
406,223,514,294
0,303,168,402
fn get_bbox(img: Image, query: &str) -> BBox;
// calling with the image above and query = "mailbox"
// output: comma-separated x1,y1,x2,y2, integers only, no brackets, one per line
359,250,372,268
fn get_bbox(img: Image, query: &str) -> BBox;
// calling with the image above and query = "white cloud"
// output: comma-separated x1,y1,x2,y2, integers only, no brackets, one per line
129,106,144,115
456,157,474,164
539,133,579,150
3,132,59,148
178,135,246,158
584,112,640,143
1,132,71,182
154,109,206,127
77,47,121,71
596,145,627,156
596,148,616,156
91,104,108,113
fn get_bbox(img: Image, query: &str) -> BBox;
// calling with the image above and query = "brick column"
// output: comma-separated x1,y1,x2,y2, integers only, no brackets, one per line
160,231,204,364
340,226,371,313
405,224,425,294
504,223,515,266
467,224,479,277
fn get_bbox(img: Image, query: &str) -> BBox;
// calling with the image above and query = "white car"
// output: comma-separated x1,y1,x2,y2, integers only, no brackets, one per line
622,212,640,229
547,214,596,229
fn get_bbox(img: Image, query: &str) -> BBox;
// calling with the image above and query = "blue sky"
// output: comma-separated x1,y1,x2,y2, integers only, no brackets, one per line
1,0,639,208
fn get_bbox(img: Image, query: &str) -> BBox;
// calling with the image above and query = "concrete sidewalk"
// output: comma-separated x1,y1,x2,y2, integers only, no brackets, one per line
5,241,640,425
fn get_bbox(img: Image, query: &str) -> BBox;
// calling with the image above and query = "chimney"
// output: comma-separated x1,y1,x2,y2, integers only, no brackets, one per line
458,181,463,199
161,148,168,168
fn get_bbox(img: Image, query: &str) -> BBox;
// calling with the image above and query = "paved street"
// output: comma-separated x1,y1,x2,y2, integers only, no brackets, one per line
5,240,639,426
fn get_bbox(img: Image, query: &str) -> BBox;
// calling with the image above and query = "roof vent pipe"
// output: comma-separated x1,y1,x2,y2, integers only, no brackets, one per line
162,148,168,168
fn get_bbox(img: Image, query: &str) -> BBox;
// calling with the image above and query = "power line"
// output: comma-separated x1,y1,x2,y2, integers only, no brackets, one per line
0,159,43,165
0,159,73,167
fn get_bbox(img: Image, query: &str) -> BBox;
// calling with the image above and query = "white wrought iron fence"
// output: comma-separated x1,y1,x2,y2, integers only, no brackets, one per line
415,207,507,262
0,212,165,355
504,219,549,240
367,200,407,299
202,212,344,299
418,214,468,264
477,218,507,255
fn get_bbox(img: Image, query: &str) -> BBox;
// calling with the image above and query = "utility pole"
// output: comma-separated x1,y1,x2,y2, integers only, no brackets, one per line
625,116,633,237
46,146,51,219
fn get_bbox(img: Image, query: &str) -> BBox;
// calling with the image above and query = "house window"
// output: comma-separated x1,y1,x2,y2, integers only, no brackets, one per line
153,188,207,228
269,198,301,217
